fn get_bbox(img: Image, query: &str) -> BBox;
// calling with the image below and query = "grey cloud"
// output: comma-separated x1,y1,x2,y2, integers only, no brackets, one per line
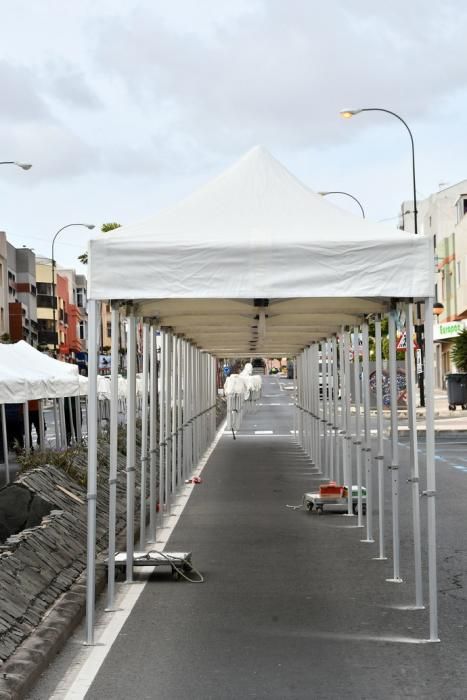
92,0,467,154
45,62,103,110
0,61,52,123
0,123,101,181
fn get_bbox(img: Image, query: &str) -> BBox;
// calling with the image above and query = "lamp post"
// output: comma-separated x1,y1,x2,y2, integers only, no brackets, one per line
318,191,365,218
340,106,425,402
340,108,417,234
0,161,32,170
52,224,95,358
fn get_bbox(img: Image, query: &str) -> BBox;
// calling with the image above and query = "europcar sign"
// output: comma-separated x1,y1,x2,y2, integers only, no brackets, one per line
433,321,466,341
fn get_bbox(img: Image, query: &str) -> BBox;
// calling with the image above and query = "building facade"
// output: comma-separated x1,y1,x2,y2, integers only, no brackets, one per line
7,244,38,345
400,182,467,383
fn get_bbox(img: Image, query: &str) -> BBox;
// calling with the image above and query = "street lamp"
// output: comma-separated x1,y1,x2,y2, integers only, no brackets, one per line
341,106,425,403
318,190,365,218
52,224,95,358
433,302,444,319
340,108,418,234
0,161,32,170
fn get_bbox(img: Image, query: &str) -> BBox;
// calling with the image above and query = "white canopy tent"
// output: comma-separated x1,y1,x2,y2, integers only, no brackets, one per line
86,146,437,644
0,341,80,403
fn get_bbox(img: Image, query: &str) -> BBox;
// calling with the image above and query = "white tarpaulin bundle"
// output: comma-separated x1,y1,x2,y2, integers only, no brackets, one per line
224,374,250,400
0,341,80,403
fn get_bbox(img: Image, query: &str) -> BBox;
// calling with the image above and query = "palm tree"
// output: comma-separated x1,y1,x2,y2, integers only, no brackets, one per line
78,222,121,264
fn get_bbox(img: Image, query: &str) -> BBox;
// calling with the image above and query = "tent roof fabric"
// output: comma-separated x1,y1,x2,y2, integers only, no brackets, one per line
87,146,433,357
0,341,80,403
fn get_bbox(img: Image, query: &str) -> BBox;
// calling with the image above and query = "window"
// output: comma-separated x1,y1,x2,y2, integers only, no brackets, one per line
79,320,86,340
106,322,112,337
457,261,461,287
457,197,467,223
37,282,53,296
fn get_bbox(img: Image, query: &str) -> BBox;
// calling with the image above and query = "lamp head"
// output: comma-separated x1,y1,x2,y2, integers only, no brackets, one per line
317,191,329,196
433,302,444,317
15,162,32,170
86,224,95,230
340,109,362,119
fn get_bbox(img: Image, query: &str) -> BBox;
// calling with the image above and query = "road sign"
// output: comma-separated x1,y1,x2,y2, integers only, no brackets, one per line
396,332,407,350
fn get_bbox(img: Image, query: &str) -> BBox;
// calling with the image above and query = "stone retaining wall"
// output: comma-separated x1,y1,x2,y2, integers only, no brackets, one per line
0,440,143,665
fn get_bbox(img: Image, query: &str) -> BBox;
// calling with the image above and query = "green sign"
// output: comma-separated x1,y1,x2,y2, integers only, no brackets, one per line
434,321,465,341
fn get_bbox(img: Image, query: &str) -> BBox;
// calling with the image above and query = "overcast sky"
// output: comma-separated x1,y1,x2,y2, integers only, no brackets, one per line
1,0,466,272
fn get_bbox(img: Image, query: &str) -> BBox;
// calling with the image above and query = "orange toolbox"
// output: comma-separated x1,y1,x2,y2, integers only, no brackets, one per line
319,482,345,498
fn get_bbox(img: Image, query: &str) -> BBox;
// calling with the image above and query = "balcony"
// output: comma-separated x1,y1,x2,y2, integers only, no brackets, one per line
37,294,57,310
38,330,58,346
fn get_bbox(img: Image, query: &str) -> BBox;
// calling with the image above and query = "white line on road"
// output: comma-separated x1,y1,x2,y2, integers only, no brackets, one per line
62,421,226,699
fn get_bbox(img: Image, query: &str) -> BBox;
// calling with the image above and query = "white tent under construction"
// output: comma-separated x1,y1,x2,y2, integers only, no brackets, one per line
85,146,438,645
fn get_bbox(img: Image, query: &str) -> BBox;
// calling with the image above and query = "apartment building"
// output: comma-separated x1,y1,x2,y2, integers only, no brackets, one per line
35,256,88,362
7,244,38,345
0,233,8,336
400,182,467,380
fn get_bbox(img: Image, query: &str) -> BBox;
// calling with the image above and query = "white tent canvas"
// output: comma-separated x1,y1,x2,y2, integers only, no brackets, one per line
88,146,432,303
0,341,81,403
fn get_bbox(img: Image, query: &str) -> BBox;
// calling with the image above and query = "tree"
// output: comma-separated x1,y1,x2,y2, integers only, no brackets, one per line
451,328,467,372
78,222,121,264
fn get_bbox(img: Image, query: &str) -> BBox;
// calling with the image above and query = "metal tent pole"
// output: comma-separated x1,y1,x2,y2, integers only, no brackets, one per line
183,340,189,479
139,323,150,549
353,327,364,527
328,339,334,478
323,340,334,480
171,334,178,496
316,344,322,474
106,306,120,610
148,325,158,543
158,330,166,520
293,356,298,440
373,316,387,560
332,335,340,484
361,321,374,543
53,399,60,449
424,297,439,640
67,397,76,443
165,331,173,514
306,348,312,460
1,405,9,483
321,342,328,478
387,309,402,583
177,337,183,487
125,313,137,583
59,398,67,448
338,331,345,487
23,402,30,453
406,302,424,608
85,298,99,645
343,330,353,516
74,396,81,441
38,400,46,447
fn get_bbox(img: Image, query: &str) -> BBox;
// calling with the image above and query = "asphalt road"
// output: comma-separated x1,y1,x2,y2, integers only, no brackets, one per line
57,375,464,700
25,377,467,698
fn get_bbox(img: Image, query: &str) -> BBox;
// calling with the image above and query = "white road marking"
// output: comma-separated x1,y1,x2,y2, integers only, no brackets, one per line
254,430,274,434
62,420,227,699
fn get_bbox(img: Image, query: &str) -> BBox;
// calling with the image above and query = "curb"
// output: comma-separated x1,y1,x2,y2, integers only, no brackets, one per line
0,526,132,700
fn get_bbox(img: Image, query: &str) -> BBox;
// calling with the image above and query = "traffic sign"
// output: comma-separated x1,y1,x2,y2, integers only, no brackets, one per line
396,332,407,351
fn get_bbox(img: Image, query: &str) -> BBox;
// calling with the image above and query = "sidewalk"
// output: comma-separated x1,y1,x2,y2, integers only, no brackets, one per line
400,388,467,435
